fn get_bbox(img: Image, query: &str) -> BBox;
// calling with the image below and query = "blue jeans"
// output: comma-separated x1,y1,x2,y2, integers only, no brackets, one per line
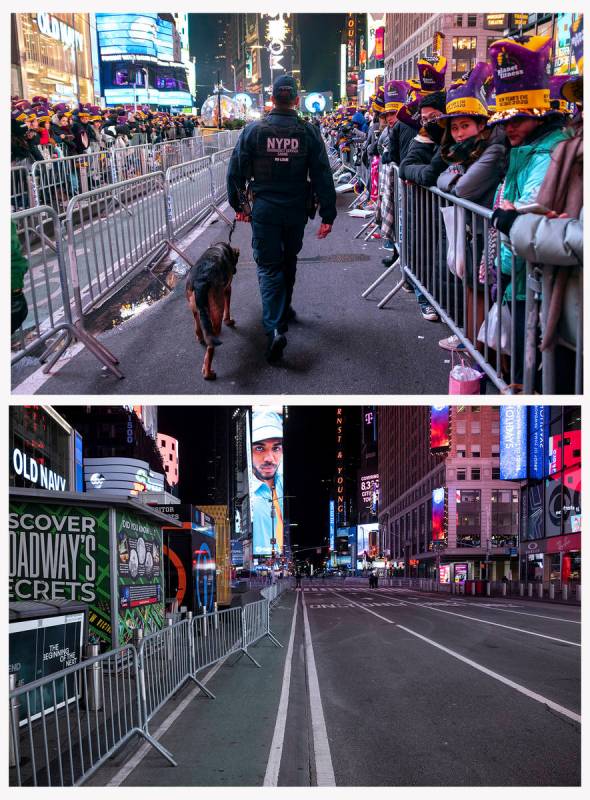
251,200,307,334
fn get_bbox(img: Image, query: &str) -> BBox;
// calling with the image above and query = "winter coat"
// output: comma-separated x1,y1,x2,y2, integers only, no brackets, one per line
11,222,29,291
510,207,583,267
365,122,383,157
386,121,415,166
436,125,507,209
496,119,569,302
399,134,446,187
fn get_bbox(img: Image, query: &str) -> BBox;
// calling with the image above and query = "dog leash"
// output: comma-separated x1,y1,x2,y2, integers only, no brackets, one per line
228,217,236,244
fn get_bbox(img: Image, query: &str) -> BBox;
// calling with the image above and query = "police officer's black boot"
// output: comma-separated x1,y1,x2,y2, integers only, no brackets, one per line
266,329,287,364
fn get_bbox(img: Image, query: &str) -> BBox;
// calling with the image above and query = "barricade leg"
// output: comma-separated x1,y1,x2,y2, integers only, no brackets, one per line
187,613,216,698
238,608,262,668
362,260,399,298
265,601,283,649
133,634,177,766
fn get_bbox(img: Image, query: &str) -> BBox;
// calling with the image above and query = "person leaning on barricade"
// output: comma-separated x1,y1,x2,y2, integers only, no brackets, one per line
378,81,416,261
435,62,508,353
489,17,583,392
482,33,571,389
399,86,447,324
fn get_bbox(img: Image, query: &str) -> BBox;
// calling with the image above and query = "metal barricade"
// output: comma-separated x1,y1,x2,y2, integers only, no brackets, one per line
108,142,151,184
181,136,206,161
210,149,231,204
11,165,33,211
31,151,113,219
11,206,123,378
65,172,169,321
165,156,215,238
140,619,196,723
192,606,245,674
8,644,173,787
151,140,185,173
243,599,270,647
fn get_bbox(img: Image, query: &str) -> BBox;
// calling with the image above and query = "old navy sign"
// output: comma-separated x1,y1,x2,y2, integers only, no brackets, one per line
500,406,527,480
12,449,67,492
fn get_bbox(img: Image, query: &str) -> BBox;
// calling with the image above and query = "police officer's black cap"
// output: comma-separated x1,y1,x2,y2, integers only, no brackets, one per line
272,75,299,102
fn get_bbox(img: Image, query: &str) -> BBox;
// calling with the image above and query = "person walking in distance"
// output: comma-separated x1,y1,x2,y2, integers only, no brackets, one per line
227,75,337,364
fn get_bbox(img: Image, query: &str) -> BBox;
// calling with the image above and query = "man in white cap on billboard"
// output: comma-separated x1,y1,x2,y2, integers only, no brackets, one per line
250,410,284,558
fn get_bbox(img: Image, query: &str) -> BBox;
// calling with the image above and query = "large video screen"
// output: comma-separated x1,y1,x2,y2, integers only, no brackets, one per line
500,406,527,480
357,523,379,558
300,91,334,114
430,406,450,454
96,13,176,64
432,487,446,542
248,405,284,556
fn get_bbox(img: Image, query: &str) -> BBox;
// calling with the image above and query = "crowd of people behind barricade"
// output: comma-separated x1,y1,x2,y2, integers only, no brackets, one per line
320,18,583,393
10,97,205,169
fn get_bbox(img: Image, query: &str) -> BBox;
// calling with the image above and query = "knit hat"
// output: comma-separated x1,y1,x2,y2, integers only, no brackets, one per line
488,35,552,124
562,15,583,105
384,80,411,112
418,90,446,113
438,62,492,120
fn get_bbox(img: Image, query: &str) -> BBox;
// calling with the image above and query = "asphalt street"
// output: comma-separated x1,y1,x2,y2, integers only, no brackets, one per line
87,583,580,787
13,193,454,395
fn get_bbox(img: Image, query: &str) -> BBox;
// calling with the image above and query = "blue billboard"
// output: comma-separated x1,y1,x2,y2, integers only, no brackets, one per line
96,13,175,63
500,406,528,480
329,500,335,554
528,405,549,480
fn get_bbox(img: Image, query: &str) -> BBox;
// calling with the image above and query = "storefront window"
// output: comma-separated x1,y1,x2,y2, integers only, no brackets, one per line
491,489,519,542
456,489,481,547
14,13,95,105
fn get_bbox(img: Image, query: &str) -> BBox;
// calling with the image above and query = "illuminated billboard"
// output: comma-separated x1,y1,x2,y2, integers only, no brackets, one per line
84,457,165,496
430,406,451,454
96,13,176,64
357,523,379,558
529,406,549,480
359,473,379,517
329,500,335,554
432,487,446,542
500,406,527,480
248,405,284,556
300,91,333,114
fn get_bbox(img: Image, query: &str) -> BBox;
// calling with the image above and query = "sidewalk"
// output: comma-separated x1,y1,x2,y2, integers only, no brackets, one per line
13,195,455,395
86,591,297,787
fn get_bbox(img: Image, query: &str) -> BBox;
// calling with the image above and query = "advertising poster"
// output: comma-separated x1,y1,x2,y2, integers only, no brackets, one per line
439,565,451,584
116,510,164,645
357,523,379,558
430,406,451,454
454,563,468,583
193,523,216,614
9,613,85,724
9,502,112,647
359,473,380,518
432,488,446,542
249,405,284,556
500,406,528,480
529,406,549,480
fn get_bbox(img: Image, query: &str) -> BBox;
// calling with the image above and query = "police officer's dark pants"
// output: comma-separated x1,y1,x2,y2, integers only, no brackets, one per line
251,200,307,335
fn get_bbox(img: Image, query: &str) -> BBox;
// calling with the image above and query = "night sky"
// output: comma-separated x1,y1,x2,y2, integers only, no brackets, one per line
189,13,343,107
158,406,357,562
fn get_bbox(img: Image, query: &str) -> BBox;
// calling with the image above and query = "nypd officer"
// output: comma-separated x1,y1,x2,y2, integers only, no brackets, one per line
227,75,337,363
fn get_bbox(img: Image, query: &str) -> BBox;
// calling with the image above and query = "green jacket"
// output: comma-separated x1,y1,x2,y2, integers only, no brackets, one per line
11,222,29,292
497,125,569,302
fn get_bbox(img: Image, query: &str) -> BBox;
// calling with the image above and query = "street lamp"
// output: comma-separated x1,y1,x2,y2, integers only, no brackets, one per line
230,64,237,92
142,68,150,109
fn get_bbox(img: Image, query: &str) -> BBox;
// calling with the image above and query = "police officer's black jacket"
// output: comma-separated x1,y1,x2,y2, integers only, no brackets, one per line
227,108,337,224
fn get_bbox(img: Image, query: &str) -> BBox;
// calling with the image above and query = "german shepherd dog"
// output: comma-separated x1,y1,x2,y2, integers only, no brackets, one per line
185,242,239,380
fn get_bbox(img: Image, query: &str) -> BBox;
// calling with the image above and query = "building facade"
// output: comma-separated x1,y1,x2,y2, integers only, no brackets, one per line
11,12,96,105
378,406,521,582
158,433,179,492
383,12,581,85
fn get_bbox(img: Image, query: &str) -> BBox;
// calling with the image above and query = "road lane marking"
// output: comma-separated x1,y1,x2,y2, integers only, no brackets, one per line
396,624,581,724
330,591,397,623
301,589,336,786
372,593,580,647
107,656,228,786
264,591,299,786
329,590,580,724
450,605,581,625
